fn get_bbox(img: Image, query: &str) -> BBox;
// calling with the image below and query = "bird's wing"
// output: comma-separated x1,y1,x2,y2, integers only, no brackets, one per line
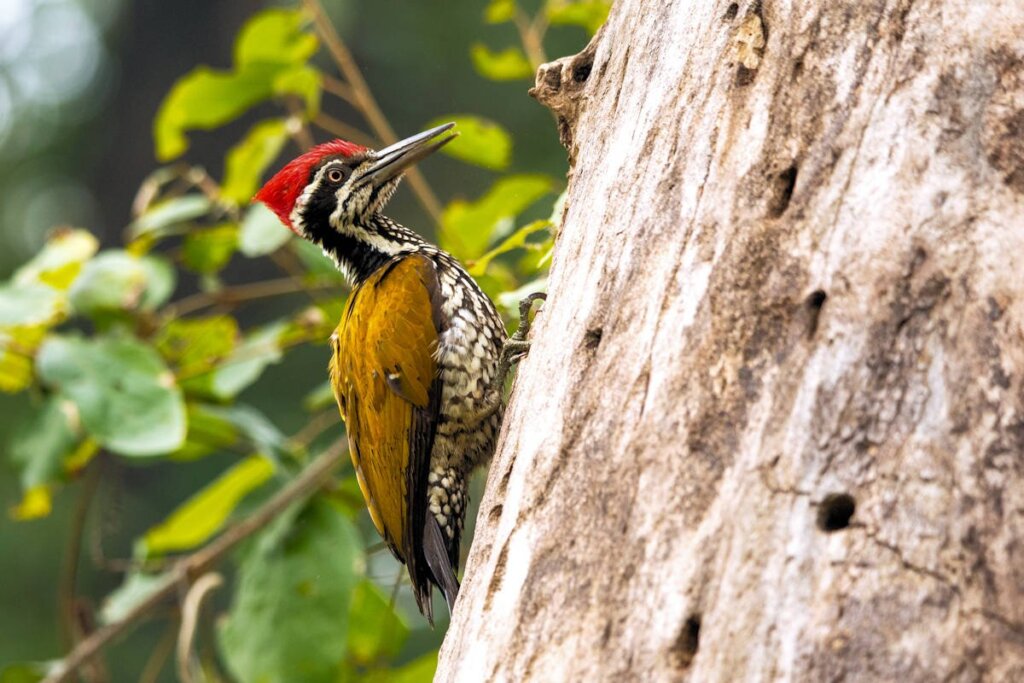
330,253,443,594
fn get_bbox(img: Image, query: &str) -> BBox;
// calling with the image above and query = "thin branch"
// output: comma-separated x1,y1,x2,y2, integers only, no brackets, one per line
515,8,548,68
167,276,341,318
320,73,359,107
58,461,101,650
303,0,444,224
176,573,223,683
285,98,316,151
42,441,347,683
312,113,376,148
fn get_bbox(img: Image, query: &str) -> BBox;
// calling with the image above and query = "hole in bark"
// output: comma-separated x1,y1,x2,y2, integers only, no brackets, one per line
817,493,856,532
572,59,593,83
584,327,603,350
734,64,756,86
769,164,798,217
723,2,739,20
672,615,701,669
805,289,827,338
793,58,804,77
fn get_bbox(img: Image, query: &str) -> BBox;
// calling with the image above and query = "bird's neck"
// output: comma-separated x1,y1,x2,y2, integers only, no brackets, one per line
313,214,430,286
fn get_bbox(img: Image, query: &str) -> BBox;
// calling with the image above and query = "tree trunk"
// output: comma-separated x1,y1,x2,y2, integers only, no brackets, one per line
437,0,1024,680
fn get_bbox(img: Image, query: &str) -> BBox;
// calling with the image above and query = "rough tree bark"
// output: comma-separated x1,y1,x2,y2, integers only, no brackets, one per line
437,0,1024,680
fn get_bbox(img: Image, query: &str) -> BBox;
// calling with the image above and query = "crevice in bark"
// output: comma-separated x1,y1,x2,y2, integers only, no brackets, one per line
670,615,702,670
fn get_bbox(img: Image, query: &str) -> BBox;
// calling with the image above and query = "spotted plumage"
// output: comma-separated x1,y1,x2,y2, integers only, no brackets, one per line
255,124,509,624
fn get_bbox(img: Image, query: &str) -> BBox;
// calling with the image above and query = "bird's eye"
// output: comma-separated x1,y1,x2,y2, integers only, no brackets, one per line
326,166,348,184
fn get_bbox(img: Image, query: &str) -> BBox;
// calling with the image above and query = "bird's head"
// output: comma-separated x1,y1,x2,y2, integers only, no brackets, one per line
254,122,457,237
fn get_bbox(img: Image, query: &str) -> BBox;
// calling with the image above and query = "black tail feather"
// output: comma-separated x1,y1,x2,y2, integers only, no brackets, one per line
423,516,460,616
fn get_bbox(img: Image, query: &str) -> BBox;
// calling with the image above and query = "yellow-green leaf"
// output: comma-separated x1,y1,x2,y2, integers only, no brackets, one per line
156,315,239,378
425,115,512,171
485,0,516,23
440,174,553,259
10,485,52,521
13,228,98,290
471,43,533,81
183,223,239,274
546,0,611,34
143,455,274,555
468,219,551,276
222,119,290,205
0,325,47,394
234,8,317,67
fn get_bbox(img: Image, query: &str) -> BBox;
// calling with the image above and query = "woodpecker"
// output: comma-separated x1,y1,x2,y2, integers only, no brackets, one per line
255,123,542,623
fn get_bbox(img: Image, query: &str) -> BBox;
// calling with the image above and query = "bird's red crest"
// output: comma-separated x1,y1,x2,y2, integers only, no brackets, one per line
254,139,368,233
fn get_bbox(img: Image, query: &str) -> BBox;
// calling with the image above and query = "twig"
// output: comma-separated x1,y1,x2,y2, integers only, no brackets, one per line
515,8,548,68
303,0,444,224
312,113,376,148
285,98,316,151
320,73,359,107
176,573,223,683
42,441,347,683
168,276,341,318
58,461,101,650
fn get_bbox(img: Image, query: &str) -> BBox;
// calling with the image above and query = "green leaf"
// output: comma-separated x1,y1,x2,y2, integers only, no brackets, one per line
440,174,553,259
425,115,511,170
346,581,408,664
235,8,318,67
9,397,77,492
128,195,212,241
361,652,438,683
470,43,533,81
207,322,287,399
546,0,611,34
155,67,275,161
218,499,361,683
68,251,161,317
239,203,292,257
213,404,289,460
485,0,516,23
13,228,98,290
468,219,551,276
155,10,319,161
291,240,346,282
138,255,177,310
272,65,321,115
99,571,169,624
0,662,47,683
183,223,239,274
144,455,274,555
223,119,291,205
171,402,240,461
0,284,64,327
36,335,187,457
157,315,239,378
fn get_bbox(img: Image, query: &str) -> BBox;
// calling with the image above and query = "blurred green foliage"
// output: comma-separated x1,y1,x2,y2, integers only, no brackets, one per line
0,0,607,680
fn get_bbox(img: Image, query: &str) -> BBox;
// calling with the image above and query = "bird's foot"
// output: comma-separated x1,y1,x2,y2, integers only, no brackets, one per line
472,292,546,424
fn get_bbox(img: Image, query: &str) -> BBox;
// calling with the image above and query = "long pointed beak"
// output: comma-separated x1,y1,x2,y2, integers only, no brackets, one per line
360,123,458,188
